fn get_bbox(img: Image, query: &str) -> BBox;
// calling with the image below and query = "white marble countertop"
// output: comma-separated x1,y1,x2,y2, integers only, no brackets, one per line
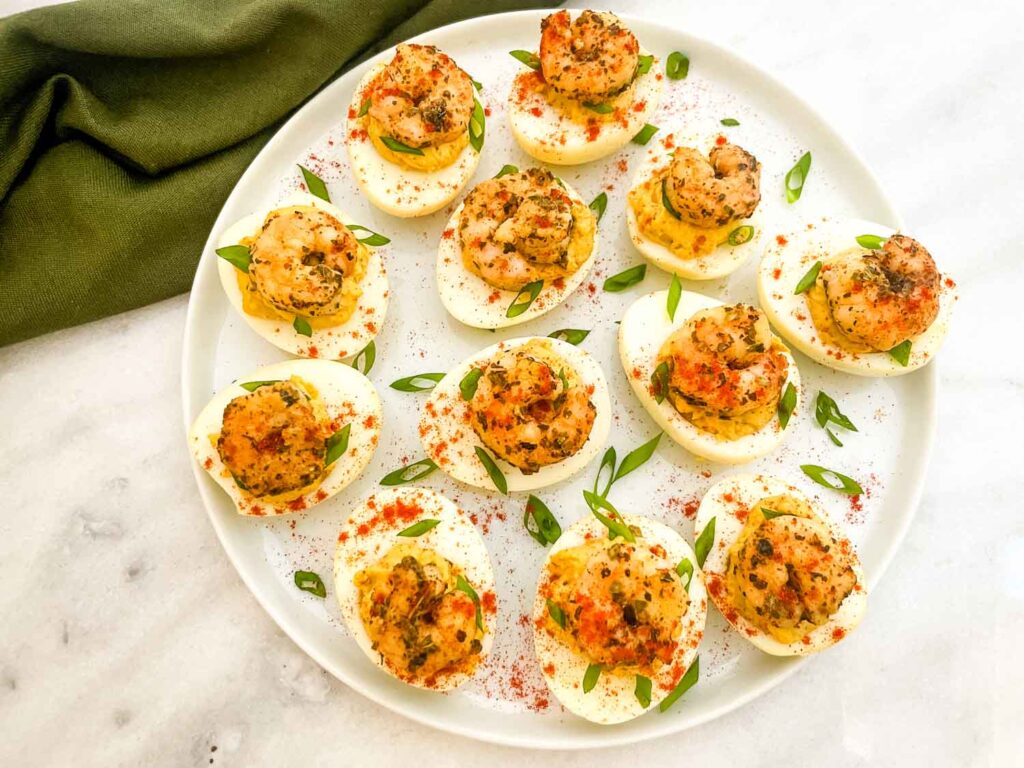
1,0,1021,765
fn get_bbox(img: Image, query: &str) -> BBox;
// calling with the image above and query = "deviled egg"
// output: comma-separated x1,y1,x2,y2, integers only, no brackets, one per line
419,337,611,492
334,487,496,690
437,166,597,328
534,512,707,724
619,290,801,463
757,219,957,376
694,474,867,655
346,44,485,217
188,359,382,516
508,10,662,165
215,191,389,360
627,133,764,279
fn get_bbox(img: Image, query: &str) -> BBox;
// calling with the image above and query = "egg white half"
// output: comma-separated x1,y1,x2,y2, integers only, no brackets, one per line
188,359,382,516
626,132,765,280
436,178,597,328
533,513,707,724
508,51,662,166
345,63,483,218
419,337,611,493
216,192,390,360
334,486,496,690
619,290,801,464
757,219,958,376
694,473,867,656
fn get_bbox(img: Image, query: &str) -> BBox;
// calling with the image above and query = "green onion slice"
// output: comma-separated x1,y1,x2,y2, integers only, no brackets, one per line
298,164,330,202
632,123,659,145
380,458,438,486
659,656,699,712
694,517,715,568
603,264,647,292
475,446,507,495
294,570,326,598
455,574,483,630
397,519,441,537
345,224,390,246
720,118,740,126
469,97,485,152
380,135,425,156
460,368,483,400
239,379,280,392
785,151,812,203
777,381,797,429
216,244,251,273
856,234,888,250
510,50,540,69
548,328,590,345
800,464,864,495
350,340,375,375
390,372,445,392
583,490,636,543
583,663,602,693
495,164,519,178
546,599,567,629
889,340,912,366
524,495,562,546
470,77,483,92
794,260,822,294
593,446,617,500
635,675,653,708
357,97,371,117
324,424,351,467
815,391,857,432
651,361,670,404
826,427,843,447
760,507,792,520
666,51,690,80
589,192,608,223
661,177,682,220
293,316,312,337
613,432,662,483
667,274,682,320
582,101,614,114
676,557,694,590
727,225,755,246
507,279,544,318
637,54,655,75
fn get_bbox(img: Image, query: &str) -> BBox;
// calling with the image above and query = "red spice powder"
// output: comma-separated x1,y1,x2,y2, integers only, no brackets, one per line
772,267,782,280
832,627,846,641
203,458,213,470
363,414,377,429
441,227,455,240
482,591,497,614
287,497,307,512
776,235,788,246
586,124,601,142
715,135,727,146
315,489,328,502
338,531,349,543
307,346,319,358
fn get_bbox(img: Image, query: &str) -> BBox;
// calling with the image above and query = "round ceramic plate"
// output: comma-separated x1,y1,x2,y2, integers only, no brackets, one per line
182,10,936,749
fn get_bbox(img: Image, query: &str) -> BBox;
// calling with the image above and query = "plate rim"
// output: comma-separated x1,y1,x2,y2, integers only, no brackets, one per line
180,9,937,749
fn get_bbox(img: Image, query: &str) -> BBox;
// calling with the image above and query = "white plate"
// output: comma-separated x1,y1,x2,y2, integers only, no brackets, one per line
182,10,935,749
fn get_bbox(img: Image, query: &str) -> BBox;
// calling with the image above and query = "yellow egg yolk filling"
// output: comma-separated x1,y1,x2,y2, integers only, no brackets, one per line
355,543,485,683
365,114,469,172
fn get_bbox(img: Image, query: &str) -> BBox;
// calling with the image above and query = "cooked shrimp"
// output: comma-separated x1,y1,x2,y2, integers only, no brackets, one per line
665,143,761,229
658,304,788,419
458,168,593,291
565,542,686,670
731,514,856,630
217,381,326,497
822,234,941,351
469,345,596,474
367,43,474,148
539,10,640,100
358,550,482,680
249,206,363,316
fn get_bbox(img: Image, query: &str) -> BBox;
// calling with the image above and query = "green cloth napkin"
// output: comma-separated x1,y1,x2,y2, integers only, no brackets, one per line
0,0,560,347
